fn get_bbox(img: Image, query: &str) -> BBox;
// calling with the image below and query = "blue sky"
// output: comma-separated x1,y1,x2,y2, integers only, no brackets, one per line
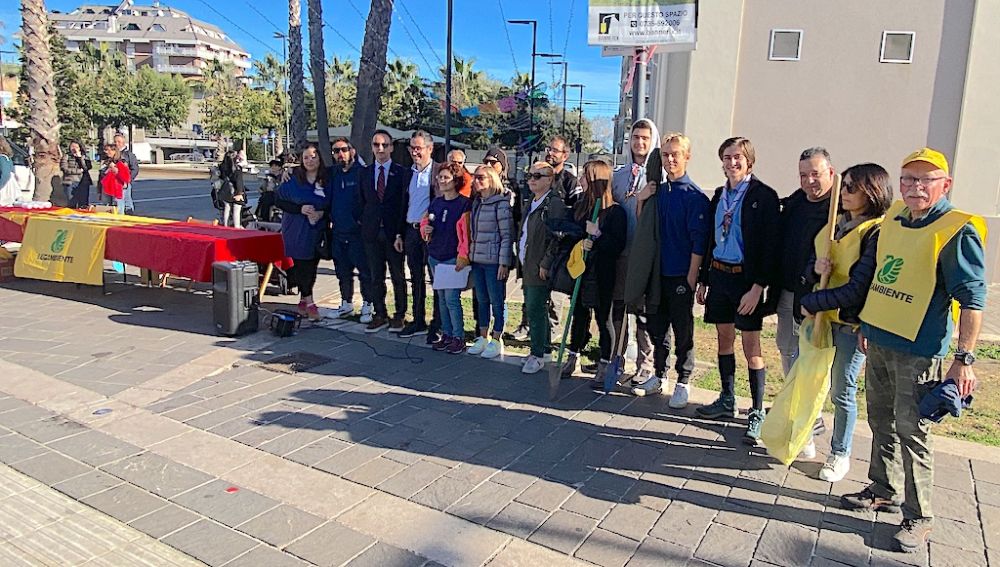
2,0,624,117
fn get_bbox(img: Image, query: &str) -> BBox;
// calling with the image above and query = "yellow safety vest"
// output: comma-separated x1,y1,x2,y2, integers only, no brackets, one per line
860,200,987,341
812,215,883,325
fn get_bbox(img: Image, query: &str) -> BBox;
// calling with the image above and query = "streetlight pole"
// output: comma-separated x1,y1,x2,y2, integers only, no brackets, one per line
508,20,560,164
547,61,569,136
567,83,584,171
444,0,453,155
273,32,290,158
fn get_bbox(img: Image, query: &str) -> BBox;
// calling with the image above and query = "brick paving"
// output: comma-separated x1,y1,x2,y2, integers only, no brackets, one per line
0,276,997,566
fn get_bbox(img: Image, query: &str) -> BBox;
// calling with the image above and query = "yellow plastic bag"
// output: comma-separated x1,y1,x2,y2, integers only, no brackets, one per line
761,317,835,466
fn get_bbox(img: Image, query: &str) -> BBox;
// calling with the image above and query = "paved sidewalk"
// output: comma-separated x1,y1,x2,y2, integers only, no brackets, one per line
0,463,203,566
0,276,997,567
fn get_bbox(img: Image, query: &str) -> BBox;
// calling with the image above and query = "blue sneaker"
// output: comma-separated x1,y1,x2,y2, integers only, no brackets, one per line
743,408,766,446
695,395,737,419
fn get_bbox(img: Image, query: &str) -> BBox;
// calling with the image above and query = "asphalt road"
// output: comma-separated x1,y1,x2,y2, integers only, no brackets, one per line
124,167,265,221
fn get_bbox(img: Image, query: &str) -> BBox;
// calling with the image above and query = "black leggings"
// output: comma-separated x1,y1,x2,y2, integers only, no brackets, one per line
289,258,319,298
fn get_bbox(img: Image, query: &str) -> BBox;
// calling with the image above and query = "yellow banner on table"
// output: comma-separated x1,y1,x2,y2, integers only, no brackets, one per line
14,215,109,285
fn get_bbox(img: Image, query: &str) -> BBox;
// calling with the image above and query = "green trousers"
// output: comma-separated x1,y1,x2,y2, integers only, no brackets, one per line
865,342,943,524
523,285,551,358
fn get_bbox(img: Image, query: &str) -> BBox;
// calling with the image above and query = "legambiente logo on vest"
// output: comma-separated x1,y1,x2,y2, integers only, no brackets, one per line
870,255,912,303
38,229,74,263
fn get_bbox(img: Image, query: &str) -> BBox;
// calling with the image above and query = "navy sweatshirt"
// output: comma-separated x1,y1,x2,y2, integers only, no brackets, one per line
656,174,711,277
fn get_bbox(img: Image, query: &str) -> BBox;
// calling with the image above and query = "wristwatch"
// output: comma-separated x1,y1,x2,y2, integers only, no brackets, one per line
954,350,976,366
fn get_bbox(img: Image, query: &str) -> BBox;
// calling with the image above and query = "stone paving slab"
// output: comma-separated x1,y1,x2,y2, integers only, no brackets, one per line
2,279,1000,567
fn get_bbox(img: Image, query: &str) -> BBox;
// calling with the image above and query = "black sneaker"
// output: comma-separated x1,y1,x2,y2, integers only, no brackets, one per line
398,322,428,338
841,487,902,513
425,330,442,345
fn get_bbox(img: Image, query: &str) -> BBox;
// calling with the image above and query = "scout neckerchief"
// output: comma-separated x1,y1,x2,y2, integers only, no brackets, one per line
720,176,750,243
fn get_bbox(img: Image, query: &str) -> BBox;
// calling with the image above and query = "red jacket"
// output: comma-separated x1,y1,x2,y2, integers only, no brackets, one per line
101,160,131,199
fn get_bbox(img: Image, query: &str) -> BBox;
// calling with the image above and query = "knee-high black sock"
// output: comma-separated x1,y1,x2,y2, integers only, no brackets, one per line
719,354,736,397
749,367,766,410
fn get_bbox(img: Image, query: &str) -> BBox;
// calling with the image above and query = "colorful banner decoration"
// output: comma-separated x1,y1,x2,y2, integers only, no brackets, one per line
459,107,481,118
498,97,517,112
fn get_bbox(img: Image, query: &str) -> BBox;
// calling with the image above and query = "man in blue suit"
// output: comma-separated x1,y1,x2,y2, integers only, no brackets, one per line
358,130,412,332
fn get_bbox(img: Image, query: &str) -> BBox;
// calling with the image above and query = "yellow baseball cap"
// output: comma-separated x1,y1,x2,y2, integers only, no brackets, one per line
902,147,949,174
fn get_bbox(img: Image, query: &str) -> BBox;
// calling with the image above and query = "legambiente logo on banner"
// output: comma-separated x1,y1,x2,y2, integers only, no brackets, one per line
39,229,74,263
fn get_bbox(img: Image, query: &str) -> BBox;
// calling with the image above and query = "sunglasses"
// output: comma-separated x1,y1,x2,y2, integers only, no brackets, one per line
526,172,552,180
372,142,390,148
484,158,500,165
332,147,350,154
842,180,859,194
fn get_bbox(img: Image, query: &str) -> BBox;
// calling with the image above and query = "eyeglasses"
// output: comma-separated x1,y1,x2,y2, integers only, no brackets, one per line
484,158,500,165
332,147,350,154
473,174,489,181
372,142,390,148
900,175,946,188
545,146,567,155
527,172,552,180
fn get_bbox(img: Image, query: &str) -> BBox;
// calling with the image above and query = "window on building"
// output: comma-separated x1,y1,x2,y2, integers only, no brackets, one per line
150,24,165,32
768,29,802,61
880,31,915,63
125,23,141,31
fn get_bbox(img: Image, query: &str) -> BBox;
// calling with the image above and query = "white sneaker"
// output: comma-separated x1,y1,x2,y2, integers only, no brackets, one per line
359,302,374,324
668,383,690,409
337,301,355,318
799,437,817,460
631,375,663,397
818,454,851,482
522,355,544,374
468,337,488,356
481,338,503,359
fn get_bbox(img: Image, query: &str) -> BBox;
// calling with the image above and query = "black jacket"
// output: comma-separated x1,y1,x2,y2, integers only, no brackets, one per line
800,227,880,325
550,203,627,307
778,189,831,293
700,176,782,311
120,147,139,181
358,160,411,241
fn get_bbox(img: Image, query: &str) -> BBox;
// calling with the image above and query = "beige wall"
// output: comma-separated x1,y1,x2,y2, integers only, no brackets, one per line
951,0,1000,282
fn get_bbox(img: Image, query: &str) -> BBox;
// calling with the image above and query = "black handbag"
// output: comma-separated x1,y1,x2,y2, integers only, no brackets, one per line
548,244,577,295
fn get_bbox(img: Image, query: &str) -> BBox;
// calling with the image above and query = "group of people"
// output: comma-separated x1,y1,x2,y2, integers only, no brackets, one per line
270,120,987,554
55,133,140,214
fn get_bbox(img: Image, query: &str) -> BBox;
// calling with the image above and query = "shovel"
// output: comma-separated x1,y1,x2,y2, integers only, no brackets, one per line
601,313,631,394
548,199,602,401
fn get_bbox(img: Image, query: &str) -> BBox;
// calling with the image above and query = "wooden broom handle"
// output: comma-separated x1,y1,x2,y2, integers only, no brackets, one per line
811,173,841,346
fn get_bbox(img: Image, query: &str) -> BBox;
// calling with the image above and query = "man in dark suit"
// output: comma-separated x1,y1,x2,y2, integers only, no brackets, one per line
358,129,411,332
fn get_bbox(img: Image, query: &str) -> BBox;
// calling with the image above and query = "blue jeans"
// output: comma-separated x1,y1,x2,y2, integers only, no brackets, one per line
331,233,373,304
471,263,507,335
123,183,134,212
830,323,865,456
428,257,464,338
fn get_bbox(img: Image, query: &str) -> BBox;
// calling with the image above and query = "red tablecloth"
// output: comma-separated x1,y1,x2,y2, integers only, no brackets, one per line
0,208,286,282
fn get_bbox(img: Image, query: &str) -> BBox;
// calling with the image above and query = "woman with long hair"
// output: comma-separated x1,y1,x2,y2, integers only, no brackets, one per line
99,144,131,214
420,162,472,354
467,165,513,359
560,160,627,379
218,150,246,227
60,140,93,208
800,163,893,481
275,143,331,321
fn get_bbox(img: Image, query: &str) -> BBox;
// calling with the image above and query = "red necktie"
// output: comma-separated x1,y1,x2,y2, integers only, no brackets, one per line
377,165,386,202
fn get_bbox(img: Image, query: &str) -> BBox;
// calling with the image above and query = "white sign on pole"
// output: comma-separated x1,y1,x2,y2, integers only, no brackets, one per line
588,0,697,47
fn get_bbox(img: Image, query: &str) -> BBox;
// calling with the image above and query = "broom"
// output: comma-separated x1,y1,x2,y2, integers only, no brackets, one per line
548,199,603,401
602,145,664,393
810,173,841,348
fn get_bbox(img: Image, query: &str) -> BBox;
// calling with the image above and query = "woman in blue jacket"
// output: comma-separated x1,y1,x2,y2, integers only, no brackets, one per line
276,143,331,321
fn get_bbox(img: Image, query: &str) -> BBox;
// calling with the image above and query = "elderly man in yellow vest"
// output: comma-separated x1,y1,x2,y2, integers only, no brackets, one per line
841,148,987,554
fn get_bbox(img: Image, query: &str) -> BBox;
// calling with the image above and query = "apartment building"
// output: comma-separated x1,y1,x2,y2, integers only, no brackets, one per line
638,0,1000,281
49,1,250,79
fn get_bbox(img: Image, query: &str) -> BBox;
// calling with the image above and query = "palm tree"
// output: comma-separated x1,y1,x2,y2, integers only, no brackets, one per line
306,0,329,165
252,53,286,156
20,0,64,205
288,0,306,150
350,0,393,163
